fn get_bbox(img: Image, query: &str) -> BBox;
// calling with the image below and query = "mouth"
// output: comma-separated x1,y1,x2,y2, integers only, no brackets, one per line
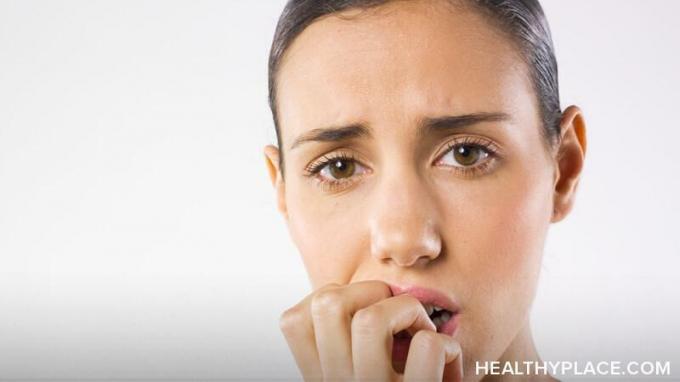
423,302,455,329
389,283,460,334
388,284,461,372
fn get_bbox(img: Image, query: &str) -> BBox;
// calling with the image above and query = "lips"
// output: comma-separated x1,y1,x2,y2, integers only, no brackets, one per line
388,283,460,335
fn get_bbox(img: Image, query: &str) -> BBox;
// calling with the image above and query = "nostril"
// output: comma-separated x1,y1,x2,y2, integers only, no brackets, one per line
390,254,434,268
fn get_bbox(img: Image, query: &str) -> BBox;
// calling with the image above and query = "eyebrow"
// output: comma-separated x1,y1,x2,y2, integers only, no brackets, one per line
290,124,370,150
289,112,510,150
417,112,510,139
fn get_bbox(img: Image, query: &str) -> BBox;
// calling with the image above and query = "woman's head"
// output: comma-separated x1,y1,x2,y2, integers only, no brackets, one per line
264,0,586,374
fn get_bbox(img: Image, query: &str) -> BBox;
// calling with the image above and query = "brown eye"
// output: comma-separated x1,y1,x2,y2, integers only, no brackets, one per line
310,154,369,189
453,145,483,166
327,158,356,179
439,144,490,167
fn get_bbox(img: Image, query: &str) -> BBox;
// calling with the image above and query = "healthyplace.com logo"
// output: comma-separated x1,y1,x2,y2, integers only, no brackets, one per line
475,361,671,377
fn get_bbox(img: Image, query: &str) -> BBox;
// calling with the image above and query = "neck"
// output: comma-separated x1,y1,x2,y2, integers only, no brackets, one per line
480,319,558,382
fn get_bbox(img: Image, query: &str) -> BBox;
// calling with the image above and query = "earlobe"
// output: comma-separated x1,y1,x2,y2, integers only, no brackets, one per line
263,145,288,219
551,105,587,223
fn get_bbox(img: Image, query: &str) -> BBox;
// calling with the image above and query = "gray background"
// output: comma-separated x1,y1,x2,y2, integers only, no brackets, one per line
0,0,678,380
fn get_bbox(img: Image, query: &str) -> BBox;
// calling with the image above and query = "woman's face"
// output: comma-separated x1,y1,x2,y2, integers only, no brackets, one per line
269,0,561,370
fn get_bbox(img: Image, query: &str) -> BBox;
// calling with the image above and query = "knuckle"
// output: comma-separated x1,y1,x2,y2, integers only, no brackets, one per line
411,330,443,353
351,305,384,332
310,288,344,318
278,306,304,335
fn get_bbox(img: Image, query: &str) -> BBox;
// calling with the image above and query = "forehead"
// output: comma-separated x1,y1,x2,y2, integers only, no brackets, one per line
276,0,535,145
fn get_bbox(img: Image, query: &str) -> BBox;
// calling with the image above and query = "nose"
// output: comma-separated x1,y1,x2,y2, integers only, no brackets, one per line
369,168,442,268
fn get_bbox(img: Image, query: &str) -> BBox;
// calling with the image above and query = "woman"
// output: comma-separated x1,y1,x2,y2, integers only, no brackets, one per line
263,0,587,380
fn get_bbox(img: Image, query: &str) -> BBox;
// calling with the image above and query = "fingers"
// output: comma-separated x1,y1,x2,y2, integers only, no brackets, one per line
281,281,464,382
351,294,436,381
279,281,393,381
403,331,463,382
279,283,339,381
311,280,392,380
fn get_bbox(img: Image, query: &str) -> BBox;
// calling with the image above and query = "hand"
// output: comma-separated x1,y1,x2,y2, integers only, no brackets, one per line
279,280,464,381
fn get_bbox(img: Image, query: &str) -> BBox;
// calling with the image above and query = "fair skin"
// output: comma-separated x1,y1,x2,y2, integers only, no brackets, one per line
264,0,586,381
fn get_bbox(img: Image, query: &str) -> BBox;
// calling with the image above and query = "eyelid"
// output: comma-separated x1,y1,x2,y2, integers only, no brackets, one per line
303,151,370,193
304,150,367,177
434,135,502,163
432,135,503,179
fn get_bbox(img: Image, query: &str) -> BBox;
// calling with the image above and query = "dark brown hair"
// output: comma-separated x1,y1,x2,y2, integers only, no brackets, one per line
268,0,561,173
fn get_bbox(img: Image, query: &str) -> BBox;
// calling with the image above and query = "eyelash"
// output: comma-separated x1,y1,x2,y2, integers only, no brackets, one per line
303,136,501,192
437,136,500,178
303,152,365,192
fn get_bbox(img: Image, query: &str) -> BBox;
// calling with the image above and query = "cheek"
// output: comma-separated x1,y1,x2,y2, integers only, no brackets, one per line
440,162,553,279
442,161,554,358
468,175,552,286
284,185,365,289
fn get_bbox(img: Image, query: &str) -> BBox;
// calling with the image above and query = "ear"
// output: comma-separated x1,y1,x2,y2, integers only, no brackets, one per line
551,105,587,223
263,144,288,219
